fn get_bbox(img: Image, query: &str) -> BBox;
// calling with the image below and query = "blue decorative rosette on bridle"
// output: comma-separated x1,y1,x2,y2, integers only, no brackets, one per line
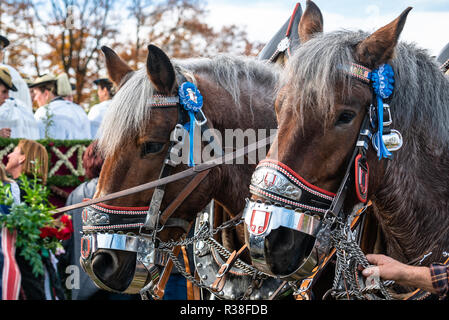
178,82,204,167
369,64,394,160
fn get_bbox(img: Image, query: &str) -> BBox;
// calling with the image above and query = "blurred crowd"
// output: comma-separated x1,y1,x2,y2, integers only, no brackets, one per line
0,34,113,142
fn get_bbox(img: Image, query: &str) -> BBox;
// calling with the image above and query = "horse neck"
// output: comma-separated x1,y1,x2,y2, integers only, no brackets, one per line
195,74,277,217
371,135,449,264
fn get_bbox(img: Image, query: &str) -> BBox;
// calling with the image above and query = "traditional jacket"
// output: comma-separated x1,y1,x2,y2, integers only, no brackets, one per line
87,100,110,139
34,97,92,140
0,98,40,140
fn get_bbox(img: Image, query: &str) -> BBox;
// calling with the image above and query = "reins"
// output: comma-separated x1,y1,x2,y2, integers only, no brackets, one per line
53,133,276,216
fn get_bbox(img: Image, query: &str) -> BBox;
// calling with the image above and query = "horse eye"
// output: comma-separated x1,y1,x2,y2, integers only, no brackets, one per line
335,111,356,126
141,142,165,157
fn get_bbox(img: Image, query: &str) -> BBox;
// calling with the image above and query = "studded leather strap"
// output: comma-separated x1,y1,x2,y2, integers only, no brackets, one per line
211,243,248,293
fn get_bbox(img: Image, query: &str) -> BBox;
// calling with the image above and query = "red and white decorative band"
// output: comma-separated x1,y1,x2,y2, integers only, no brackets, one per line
91,203,149,215
249,185,329,215
83,222,144,232
347,63,371,83
257,159,336,200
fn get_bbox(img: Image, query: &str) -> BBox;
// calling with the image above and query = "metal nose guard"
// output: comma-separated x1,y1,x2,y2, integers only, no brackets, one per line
80,203,169,294
80,232,168,294
244,160,336,280
243,200,327,280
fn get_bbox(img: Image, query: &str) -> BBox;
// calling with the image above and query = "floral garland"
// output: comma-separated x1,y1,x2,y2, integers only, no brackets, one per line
0,171,73,277
48,144,86,177
0,138,91,188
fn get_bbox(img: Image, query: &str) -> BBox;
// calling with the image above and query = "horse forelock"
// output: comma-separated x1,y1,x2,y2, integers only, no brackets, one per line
98,55,280,158
281,30,365,127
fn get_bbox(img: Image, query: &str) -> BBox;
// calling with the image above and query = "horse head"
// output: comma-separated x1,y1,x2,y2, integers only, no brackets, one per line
244,1,449,292
80,44,280,296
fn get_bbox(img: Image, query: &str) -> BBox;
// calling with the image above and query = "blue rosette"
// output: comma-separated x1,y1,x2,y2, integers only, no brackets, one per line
178,82,204,167
369,64,394,160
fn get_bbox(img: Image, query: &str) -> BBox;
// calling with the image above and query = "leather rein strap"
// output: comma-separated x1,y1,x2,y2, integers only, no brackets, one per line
54,134,276,215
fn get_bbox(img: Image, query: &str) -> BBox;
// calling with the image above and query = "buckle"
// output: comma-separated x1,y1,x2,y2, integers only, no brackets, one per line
194,109,207,126
371,129,403,152
277,37,290,53
216,263,229,278
383,104,392,127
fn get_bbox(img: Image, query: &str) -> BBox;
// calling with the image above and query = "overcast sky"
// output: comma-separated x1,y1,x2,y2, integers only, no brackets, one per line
204,0,449,56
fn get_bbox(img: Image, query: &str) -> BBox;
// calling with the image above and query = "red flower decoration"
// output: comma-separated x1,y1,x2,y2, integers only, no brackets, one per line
39,226,57,239
57,215,73,240
39,214,73,240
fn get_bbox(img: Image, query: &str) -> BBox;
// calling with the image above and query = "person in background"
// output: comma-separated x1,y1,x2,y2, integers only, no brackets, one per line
30,74,91,140
0,67,40,140
4,139,65,300
0,35,33,112
0,65,16,138
88,78,114,138
0,165,21,300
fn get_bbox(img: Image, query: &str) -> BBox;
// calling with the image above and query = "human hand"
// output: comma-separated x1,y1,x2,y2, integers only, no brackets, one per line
362,254,435,293
0,128,11,138
362,254,410,284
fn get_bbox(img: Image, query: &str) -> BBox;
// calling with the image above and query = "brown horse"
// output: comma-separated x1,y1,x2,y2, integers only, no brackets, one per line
245,1,449,299
81,44,282,297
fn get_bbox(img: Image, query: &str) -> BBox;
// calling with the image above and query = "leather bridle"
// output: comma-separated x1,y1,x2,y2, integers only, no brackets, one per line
243,61,403,284
80,71,222,295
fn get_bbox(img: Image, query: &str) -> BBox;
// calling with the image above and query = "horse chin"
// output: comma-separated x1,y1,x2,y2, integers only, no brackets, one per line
91,249,138,292
264,227,315,277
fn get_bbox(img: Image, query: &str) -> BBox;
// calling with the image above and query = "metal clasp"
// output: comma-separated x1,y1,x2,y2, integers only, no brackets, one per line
383,104,392,127
216,263,230,278
194,109,207,126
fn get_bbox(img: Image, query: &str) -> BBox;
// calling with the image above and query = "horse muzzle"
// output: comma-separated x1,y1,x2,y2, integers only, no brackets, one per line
80,203,169,294
243,159,336,281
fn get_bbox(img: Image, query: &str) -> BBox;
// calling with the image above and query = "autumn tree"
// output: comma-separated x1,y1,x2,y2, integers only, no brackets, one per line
1,0,264,106
32,0,118,103
0,0,42,75
118,0,263,66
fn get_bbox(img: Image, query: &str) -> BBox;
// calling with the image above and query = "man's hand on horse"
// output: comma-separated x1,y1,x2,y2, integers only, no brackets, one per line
361,254,437,294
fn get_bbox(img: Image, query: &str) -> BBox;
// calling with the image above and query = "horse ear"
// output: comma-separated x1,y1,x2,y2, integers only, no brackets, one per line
355,7,412,68
146,44,176,95
101,46,133,86
298,0,323,43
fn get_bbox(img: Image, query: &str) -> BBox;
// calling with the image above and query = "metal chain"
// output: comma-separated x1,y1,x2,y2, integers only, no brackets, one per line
164,248,216,291
204,237,269,277
330,220,393,300
158,215,273,298
158,221,211,249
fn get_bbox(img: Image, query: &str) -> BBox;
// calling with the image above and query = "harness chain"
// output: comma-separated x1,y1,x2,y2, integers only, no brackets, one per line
328,218,393,300
157,217,275,299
